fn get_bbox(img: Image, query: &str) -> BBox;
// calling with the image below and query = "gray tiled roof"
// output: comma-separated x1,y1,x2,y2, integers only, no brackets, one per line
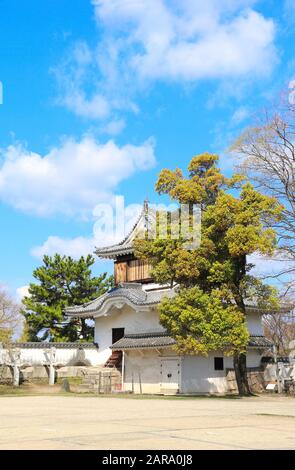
65,283,175,317
248,336,273,348
110,332,273,350
244,302,292,313
66,281,292,318
110,331,176,349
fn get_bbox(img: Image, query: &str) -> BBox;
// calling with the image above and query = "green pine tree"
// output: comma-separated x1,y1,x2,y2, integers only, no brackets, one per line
22,254,113,342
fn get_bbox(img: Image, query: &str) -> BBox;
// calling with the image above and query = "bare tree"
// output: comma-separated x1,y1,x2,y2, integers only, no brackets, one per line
263,310,295,356
0,289,21,343
231,100,295,293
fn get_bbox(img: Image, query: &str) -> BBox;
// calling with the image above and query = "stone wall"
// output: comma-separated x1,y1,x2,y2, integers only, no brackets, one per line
226,368,266,394
0,365,95,384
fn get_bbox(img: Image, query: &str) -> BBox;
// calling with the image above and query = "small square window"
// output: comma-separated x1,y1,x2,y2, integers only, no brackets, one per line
214,357,224,371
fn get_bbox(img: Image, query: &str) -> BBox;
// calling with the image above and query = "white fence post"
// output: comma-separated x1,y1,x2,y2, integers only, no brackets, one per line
45,348,56,386
10,349,21,387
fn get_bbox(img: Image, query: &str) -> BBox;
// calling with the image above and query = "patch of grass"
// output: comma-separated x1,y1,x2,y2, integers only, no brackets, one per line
0,384,241,399
0,381,250,399
56,377,82,385
0,384,34,396
64,392,241,400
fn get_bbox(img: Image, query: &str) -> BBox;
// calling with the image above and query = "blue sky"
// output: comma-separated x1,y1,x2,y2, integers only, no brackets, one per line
0,0,294,299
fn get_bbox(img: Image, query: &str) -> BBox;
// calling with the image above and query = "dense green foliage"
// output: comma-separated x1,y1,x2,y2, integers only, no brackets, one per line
135,153,281,393
22,254,113,342
160,286,249,356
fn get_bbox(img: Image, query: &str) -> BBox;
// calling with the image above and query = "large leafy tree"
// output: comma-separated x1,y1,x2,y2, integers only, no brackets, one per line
135,153,281,395
22,254,113,342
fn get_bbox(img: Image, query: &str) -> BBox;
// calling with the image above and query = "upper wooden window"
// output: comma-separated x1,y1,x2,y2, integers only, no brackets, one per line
114,258,152,284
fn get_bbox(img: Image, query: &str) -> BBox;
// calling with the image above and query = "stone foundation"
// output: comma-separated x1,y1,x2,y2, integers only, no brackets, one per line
226,368,266,394
0,365,91,384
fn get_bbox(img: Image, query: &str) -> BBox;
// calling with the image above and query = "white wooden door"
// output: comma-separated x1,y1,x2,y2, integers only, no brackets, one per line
160,358,180,394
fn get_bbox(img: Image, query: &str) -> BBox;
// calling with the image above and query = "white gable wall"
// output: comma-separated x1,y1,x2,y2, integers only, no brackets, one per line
246,311,263,335
94,304,164,364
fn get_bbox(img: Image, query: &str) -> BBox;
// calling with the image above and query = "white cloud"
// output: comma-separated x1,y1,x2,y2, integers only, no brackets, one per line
31,236,95,259
248,253,295,285
53,41,111,120
54,1,277,120
16,286,30,301
231,106,251,125
32,201,143,258
0,136,156,217
102,119,126,135
63,91,110,120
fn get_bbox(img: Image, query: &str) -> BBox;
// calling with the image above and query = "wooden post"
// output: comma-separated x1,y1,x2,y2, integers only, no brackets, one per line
121,351,125,391
109,372,112,393
274,345,283,393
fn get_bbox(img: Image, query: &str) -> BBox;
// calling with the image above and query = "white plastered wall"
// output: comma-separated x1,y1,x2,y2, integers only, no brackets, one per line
123,348,264,395
0,347,101,367
246,349,263,368
246,311,263,335
123,349,162,394
94,304,164,364
181,353,233,394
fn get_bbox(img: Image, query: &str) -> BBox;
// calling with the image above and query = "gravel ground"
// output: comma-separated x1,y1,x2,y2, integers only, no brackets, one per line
0,394,294,450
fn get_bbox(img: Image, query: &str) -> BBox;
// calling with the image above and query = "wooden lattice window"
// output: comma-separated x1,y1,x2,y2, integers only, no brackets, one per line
127,259,152,282
115,258,152,284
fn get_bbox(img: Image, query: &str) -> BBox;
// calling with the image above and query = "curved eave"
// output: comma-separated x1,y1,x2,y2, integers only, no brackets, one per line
65,289,167,318
66,297,159,318
66,301,291,319
95,246,134,260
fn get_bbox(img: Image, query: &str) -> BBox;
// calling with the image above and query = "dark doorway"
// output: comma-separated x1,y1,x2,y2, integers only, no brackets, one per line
112,328,125,344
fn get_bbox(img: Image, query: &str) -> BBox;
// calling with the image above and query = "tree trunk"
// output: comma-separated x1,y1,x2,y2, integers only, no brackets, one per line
234,352,251,395
232,255,251,396
80,318,87,340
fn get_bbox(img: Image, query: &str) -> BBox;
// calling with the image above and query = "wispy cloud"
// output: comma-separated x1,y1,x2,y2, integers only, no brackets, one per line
101,118,126,136
54,1,277,122
231,106,251,125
